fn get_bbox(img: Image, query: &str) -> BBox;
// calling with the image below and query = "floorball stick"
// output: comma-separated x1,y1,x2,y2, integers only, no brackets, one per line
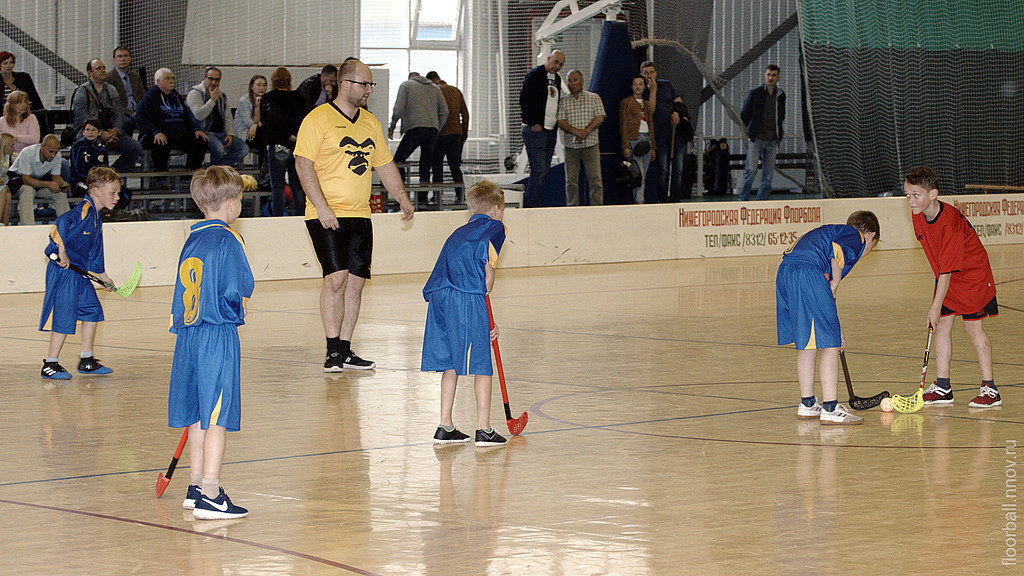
485,296,528,436
891,327,934,414
155,427,189,497
840,351,889,410
49,253,142,298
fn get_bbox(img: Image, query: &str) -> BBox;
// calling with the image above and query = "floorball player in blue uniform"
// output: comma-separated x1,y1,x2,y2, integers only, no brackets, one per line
39,167,122,380
776,211,879,426
168,166,255,520
421,181,509,447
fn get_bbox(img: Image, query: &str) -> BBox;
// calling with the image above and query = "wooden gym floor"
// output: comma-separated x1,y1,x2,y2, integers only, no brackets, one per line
1,245,1022,574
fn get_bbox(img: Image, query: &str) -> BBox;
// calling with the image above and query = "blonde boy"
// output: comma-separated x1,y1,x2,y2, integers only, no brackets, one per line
169,166,255,519
421,181,508,446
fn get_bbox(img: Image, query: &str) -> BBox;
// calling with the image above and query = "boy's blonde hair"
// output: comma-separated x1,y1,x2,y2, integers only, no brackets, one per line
0,132,14,156
846,210,880,241
190,166,243,213
86,166,122,190
466,180,504,214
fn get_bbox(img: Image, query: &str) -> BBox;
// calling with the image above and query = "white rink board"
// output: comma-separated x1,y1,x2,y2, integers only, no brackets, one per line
2,194,1022,294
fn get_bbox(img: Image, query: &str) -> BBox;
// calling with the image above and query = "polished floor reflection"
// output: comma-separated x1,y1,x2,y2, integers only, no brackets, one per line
1,246,1022,574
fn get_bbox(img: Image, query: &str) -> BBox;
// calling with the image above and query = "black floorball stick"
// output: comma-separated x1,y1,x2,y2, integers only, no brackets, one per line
840,351,890,410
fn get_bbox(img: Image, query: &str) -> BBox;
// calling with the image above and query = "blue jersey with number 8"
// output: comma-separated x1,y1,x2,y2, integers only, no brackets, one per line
170,220,254,333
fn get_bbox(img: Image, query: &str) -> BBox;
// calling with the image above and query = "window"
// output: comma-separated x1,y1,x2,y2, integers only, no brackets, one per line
361,0,462,122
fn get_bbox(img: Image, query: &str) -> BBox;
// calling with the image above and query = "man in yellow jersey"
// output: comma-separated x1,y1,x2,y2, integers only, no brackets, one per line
295,59,415,373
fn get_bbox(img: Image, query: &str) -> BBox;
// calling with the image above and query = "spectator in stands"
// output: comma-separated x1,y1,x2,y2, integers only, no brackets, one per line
641,61,692,202
67,118,133,212
136,68,208,172
519,50,565,207
104,46,145,138
388,72,448,199
260,67,307,216
556,69,605,206
0,90,39,153
8,135,70,225
0,51,51,135
620,75,655,204
67,118,108,197
71,58,142,172
297,64,338,113
425,71,469,195
187,67,248,167
739,64,785,201
234,75,268,188
0,132,14,225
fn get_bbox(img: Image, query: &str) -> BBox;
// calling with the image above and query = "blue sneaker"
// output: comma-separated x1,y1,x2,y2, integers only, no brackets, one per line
193,488,248,520
41,361,72,380
78,357,112,375
183,484,202,510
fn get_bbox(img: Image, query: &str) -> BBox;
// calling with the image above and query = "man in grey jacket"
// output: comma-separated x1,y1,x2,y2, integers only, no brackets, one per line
186,66,248,166
71,58,142,171
387,72,448,190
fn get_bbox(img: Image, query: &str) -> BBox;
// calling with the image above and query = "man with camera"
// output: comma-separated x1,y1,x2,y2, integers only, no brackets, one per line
70,58,142,172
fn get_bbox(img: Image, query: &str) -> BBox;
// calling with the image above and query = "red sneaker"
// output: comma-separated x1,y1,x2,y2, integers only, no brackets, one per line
922,382,953,405
968,385,1001,408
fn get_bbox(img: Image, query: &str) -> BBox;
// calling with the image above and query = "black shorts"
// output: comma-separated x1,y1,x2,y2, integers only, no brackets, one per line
941,296,998,320
306,217,373,279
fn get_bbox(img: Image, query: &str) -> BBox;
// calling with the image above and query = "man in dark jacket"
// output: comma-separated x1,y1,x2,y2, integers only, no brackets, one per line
518,50,565,207
135,68,208,171
739,64,785,201
297,64,338,114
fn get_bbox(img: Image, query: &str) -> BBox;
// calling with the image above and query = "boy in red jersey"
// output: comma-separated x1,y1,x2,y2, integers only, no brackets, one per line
905,166,1000,408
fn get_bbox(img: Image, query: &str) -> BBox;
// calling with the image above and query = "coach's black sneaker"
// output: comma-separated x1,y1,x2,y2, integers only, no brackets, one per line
41,360,72,381
475,428,507,447
78,357,113,375
192,488,248,520
343,351,375,370
183,484,202,510
324,351,344,373
433,426,471,444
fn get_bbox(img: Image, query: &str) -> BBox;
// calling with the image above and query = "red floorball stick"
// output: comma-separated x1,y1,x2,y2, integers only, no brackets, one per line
486,296,528,435
155,427,189,497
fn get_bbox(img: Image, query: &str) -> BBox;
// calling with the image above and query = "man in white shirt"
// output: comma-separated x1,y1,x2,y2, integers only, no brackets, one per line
9,135,70,225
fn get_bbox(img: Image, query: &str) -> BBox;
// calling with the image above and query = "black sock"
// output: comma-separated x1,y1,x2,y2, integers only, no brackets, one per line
801,396,817,408
340,339,351,357
326,337,343,358
936,377,951,390
983,379,997,390
823,400,838,412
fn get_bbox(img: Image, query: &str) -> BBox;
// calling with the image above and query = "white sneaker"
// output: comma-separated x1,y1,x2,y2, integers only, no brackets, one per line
797,401,821,420
820,403,863,426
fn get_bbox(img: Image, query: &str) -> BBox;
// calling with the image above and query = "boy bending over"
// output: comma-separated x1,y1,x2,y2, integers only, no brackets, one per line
776,211,880,425
422,181,508,447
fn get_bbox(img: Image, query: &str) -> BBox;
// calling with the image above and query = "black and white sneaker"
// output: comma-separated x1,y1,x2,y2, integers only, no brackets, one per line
475,428,507,447
192,488,248,520
343,351,375,370
324,351,344,373
183,484,202,510
41,360,72,381
78,357,112,375
433,426,471,444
